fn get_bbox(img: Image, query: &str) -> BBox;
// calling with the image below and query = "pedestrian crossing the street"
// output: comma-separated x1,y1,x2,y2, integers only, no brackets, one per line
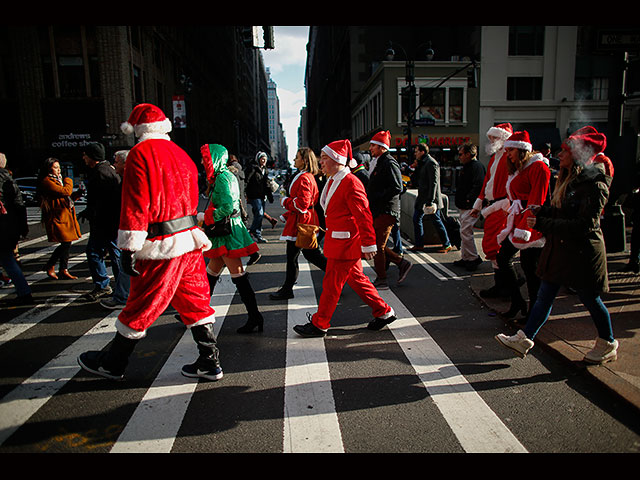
0,233,527,453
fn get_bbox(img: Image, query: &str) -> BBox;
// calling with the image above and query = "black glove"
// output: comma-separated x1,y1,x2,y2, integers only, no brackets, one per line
121,250,140,277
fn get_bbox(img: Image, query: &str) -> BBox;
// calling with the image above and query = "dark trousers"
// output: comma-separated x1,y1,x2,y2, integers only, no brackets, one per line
47,241,71,270
496,238,541,306
281,240,327,292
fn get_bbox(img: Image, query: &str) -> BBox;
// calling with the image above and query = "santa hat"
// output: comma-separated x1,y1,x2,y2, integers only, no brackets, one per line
487,123,513,141
370,130,391,149
121,103,172,137
504,131,532,151
563,126,607,163
322,139,357,168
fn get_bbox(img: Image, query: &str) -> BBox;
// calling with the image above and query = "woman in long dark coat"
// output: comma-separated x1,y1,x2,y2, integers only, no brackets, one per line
495,128,618,364
37,157,82,280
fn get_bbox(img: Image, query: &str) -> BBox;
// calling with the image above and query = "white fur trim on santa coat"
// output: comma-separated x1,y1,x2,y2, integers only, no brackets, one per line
117,227,212,260
480,197,510,218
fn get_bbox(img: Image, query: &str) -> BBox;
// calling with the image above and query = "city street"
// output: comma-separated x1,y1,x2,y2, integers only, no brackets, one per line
1,199,639,454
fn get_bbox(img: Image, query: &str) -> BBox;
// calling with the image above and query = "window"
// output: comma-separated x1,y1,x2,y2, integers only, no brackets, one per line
352,87,382,139
400,78,467,126
507,77,542,100
574,77,609,101
509,26,545,56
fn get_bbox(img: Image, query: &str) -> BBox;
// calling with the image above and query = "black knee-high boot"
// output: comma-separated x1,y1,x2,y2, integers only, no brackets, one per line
232,273,264,333
207,272,220,296
181,323,223,380
77,332,139,380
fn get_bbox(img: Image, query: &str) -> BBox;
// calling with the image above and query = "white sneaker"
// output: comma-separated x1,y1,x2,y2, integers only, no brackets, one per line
584,338,618,364
495,329,534,358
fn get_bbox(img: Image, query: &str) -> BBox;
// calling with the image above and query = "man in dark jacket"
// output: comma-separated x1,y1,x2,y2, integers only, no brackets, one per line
0,153,33,306
79,142,122,301
409,143,451,253
454,144,486,271
366,130,412,290
245,151,273,243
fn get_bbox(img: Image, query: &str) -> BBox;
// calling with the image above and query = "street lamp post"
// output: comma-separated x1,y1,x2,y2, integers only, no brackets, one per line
385,41,434,163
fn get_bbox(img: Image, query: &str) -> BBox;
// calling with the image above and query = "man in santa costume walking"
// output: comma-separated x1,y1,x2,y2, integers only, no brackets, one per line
293,139,396,337
470,123,514,298
78,103,223,381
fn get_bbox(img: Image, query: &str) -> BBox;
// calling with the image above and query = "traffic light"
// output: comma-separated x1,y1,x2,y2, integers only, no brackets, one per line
263,26,275,49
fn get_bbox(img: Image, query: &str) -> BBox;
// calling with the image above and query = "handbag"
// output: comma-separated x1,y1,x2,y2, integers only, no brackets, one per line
295,223,324,249
204,213,234,237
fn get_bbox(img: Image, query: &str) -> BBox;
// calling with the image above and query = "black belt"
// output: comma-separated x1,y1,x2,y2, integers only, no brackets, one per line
147,215,197,239
484,196,507,207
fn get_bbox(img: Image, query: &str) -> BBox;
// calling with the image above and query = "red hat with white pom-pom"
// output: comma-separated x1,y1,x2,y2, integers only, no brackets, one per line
121,103,172,137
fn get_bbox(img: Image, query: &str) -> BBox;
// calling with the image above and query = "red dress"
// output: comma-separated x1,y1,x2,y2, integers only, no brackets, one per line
497,153,550,250
279,171,320,242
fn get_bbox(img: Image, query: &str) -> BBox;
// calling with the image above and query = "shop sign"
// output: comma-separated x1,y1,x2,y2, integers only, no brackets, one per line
393,135,472,148
51,133,93,149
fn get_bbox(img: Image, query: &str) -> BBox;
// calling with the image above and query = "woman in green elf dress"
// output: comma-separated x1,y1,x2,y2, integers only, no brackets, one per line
199,143,264,334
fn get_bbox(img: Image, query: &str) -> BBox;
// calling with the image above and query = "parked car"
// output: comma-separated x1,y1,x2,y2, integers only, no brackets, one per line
14,176,87,206
14,176,38,206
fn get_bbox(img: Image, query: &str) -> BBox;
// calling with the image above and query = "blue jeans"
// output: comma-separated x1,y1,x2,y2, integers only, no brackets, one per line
86,232,120,289
111,254,130,304
523,280,614,342
0,249,31,297
248,198,265,238
413,207,450,248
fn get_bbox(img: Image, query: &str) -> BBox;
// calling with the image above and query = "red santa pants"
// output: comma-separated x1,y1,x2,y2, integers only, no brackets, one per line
117,250,215,336
482,210,508,262
312,257,392,331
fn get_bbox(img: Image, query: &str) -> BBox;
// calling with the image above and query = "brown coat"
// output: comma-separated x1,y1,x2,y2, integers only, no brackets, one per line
40,176,81,243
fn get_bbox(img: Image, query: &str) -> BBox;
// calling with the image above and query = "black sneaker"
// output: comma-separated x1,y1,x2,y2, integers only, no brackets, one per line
77,351,124,381
246,252,261,266
181,359,224,381
397,259,413,283
4,294,35,307
82,286,113,302
367,314,397,331
293,321,326,338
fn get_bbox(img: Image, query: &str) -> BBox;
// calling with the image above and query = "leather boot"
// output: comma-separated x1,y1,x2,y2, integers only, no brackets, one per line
181,323,223,380
232,273,264,333
77,333,139,380
207,273,219,296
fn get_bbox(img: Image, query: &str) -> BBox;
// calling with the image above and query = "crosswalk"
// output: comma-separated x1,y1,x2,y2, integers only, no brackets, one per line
0,233,529,453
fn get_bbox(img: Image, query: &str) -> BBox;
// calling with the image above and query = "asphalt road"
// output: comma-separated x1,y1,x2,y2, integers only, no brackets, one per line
1,201,639,454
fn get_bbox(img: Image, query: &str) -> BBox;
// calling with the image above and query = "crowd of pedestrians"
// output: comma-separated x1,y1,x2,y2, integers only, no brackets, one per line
1,102,635,382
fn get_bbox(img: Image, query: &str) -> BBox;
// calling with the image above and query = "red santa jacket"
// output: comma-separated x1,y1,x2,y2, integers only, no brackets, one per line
497,153,550,250
279,171,320,241
320,167,377,260
117,136,211,260
473,148,510,217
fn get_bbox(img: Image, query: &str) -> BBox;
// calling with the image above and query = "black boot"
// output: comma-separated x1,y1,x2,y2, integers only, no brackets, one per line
207,272,220,296
480,269,504,298
181,323,223,381
232,273,264,333
77,333,139,380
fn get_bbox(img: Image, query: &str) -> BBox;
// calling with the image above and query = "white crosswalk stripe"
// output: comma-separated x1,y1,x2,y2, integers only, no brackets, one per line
0,234,526,453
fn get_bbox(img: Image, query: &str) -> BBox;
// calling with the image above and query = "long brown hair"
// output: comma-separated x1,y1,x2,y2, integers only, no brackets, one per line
551,157,581,208
297,147,320,176
506,149,533,174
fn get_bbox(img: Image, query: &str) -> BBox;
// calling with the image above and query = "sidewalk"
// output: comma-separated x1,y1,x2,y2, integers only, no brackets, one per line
466,239,640,413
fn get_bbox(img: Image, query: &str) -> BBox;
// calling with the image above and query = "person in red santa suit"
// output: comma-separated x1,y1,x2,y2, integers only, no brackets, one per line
495,131,550,320
78,103,223,381
270,147,327,300
470,123,513,298
293,139,396,337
